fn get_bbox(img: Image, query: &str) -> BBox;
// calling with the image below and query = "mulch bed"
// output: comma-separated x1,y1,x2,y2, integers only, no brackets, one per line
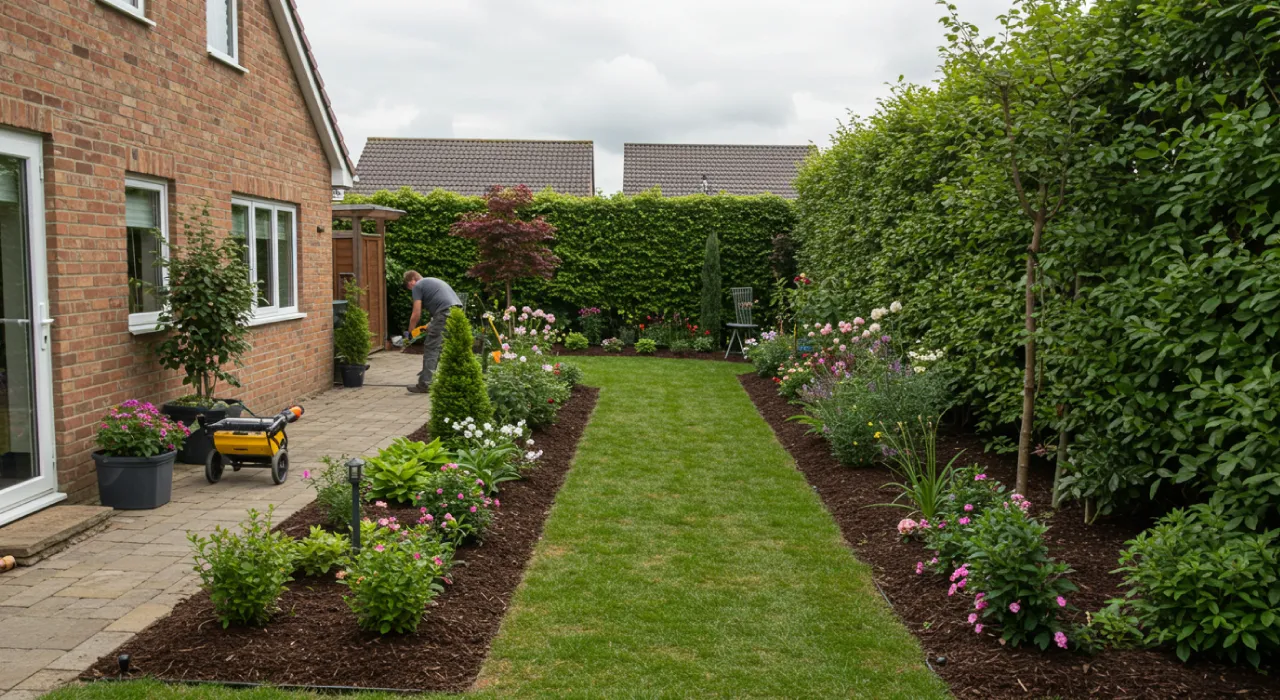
738,372,1279,700
84,385,599,693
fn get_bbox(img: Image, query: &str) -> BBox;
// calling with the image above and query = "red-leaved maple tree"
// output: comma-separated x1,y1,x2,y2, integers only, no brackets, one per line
450,184,561,308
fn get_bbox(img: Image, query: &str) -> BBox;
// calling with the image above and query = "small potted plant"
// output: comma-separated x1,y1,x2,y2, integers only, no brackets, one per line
152,204,256,464
335,278,372,387
93,400,189,509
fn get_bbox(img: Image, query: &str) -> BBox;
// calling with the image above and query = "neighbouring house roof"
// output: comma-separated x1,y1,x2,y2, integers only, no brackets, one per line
352,138,595,196
268,0,355,187
622,143,814,199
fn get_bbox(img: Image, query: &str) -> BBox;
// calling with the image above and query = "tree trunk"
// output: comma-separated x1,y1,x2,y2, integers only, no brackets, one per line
1052,409,1069,508
1015,212,1045,496
504,281,512,310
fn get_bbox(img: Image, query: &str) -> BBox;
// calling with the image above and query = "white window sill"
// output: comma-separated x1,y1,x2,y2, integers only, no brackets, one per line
248,311,307,327
208,48,248,73
128,313,163,335
96,0,155,26
131,311,306,334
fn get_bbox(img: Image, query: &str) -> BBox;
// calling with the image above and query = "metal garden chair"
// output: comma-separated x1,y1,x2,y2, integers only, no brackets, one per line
725,287,758,358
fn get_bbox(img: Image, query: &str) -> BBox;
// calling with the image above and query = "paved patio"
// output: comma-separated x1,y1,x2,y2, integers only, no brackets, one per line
0,352,427,699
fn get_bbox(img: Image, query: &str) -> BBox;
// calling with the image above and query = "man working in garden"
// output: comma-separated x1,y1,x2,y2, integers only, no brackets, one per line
403,271,462,393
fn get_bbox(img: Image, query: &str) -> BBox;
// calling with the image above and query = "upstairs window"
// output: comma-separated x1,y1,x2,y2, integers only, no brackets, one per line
207,0,239,65
125,177,168,332
231,197,298,319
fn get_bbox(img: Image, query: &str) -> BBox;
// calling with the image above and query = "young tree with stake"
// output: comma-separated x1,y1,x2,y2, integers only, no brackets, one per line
449,185,561,309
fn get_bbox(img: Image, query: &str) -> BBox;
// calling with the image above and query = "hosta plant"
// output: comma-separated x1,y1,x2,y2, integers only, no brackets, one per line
563,332,589,350
634,338,657,354
189,506,296,628
365,437,452,504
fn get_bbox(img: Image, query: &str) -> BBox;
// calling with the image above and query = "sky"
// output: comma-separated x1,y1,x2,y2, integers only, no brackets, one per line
301,0,1013,195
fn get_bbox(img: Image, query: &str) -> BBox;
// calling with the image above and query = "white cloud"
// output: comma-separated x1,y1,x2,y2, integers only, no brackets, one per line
300,0,1013,194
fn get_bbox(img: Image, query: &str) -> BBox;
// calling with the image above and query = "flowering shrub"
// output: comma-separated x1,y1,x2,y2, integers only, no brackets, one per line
921,465,1007,568
486,358,570,427
634,338,657,354
189,506,296,628
601,337,624,353
95,400,189,457
496,305,560,356
339,521,453,634
410,464,496,542
295,526,349,577
578,307,604,344
1112,504,1280,666
693,335,715,353
305,456,363,530
448,417,538,494
962,496,1076,649
563,332,589,350
365,438,452,504
638,311,693,347
554,360,584,387
745,331,793,378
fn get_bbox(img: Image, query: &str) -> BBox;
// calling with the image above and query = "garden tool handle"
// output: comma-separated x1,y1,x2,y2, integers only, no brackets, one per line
267,405,304,436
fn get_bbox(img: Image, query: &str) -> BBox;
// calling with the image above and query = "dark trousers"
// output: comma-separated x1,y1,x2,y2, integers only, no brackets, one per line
418,306,457,387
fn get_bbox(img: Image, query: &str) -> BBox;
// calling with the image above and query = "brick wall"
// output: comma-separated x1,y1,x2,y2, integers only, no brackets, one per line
0,0,338,501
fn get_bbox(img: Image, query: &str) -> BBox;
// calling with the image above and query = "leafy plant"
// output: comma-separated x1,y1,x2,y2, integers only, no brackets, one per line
429,307,493,440
295,526,349,577
1112,504,1280,666
339,523,452,634
552,360,583,387
334,278,371,366
578,307,605,344
486,359,570,427
365,437,452,504
693,336,715,353
305,456,361,530
601,338,624,353
700,232,722,344
450,184,561,308
634,338,657,355
95,400,189,457
744,331,792,378
668,338,694,354
877,417,961,521
411,463,497,543
564,332,589,351
153,203,256,405
447,416,537,494
188,506,296,628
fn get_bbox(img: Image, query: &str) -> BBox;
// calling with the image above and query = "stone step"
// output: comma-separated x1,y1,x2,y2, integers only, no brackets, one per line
0,505,114,567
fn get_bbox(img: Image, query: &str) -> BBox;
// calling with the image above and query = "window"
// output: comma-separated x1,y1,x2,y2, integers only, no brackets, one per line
97,0,154,26
206,0,239,66
231,196,298,320
125,177,168,332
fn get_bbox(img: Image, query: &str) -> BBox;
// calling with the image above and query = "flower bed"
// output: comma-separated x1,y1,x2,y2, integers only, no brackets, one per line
552,343,748,363
739,373,1278,700
82,385,598,692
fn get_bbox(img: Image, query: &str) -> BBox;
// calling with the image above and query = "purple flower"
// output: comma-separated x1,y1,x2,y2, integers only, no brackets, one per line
1056,596,1067,608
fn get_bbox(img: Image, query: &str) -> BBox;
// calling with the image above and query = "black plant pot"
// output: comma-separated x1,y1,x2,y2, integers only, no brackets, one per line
339,364,368,388
93,450,176,509
161,399,243,465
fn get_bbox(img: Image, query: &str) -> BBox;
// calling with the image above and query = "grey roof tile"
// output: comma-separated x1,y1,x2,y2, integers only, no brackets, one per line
622,143,813,198
353,138,595,196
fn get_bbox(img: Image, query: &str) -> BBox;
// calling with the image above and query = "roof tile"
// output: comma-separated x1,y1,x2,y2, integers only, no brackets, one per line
353,138,595,196
622,143,813,198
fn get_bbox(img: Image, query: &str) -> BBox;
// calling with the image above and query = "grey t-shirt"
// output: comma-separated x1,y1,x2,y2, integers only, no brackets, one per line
412,277,462,316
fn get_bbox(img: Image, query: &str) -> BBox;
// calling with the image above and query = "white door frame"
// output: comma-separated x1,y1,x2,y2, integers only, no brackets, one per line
0,127,63,526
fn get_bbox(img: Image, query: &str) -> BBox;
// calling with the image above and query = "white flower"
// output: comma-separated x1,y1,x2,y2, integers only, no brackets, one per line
526,439,534,446
861,330,872,338
464,430,474,439
542,364,554,372
519,356,528,363
483,423,492,431
870,307,887,320
914,366,926,374
869,323,881,333
525,450,543,461
889,301,903,313
503,352,517,360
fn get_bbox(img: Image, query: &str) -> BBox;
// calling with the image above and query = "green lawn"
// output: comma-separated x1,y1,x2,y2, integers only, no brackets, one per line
48,357,944,700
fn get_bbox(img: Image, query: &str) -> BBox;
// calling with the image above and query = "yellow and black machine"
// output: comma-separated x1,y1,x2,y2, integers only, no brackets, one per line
199,405,304,485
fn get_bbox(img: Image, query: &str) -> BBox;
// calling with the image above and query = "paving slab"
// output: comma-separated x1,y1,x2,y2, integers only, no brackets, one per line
0,506,114,566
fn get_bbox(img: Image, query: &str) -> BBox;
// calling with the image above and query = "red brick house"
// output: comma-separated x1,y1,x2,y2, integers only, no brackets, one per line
0,0,354,524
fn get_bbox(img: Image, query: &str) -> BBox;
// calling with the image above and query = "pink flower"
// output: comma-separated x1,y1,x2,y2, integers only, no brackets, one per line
413,552,422,560
915,561,924,575
469,505,477,513
301,469,310,479
963,504,974,512
373,544,385,552
968,613,978,624
375,501,387,508
457,493,465,500
1009,601,1021,614
424,514,434,521
929,557,938,565
494,499,500,507
335,570,346,579
433,557,443,566
1054,631,1068,649
975,598,988,611
378,518,389,526
974,473,987,481
950,565,969,582
897,518,919,535
958,517,970,525
948,583,958,596
974,623,984,634
1057,596,1067,607
437,488,444,495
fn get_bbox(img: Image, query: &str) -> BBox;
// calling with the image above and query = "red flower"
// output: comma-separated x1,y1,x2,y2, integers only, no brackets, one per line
547,398,555,404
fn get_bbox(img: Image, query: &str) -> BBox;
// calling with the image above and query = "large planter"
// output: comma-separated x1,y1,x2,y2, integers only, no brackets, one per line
93,450,176,509
161,400,243,465
339,364,368,388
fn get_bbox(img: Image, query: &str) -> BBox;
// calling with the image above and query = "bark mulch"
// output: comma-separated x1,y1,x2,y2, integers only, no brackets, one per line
738,372,1278,700
83,385,599,693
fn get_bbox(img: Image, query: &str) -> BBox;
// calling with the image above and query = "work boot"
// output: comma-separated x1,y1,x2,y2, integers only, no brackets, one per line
406,383,430,394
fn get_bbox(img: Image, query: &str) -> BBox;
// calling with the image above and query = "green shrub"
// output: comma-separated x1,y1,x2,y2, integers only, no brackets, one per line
563,332,589,350
410,463,496,542
364,437,452,504
962,496,1076,650
552,360,583,387
295,526,349,577
668,338,694,354
693,336,715,353
700,232,722,344
304,456,360,530
486,359,570,427
1113,505,1280,666
601,338,623,353
340,523,452,634
634,338,657,354
188,507,296,627
334,279,371,366
745,331,792,378
578,307,604,344
429,307,492,440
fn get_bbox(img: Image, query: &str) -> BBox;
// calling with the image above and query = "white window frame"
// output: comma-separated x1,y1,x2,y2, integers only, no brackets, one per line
231,195,302,325
97,0,155,26
125,176,169,335
207,0,245,72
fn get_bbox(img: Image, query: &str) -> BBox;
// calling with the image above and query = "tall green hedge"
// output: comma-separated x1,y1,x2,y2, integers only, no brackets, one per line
794,0,1280,523
343,188,794,335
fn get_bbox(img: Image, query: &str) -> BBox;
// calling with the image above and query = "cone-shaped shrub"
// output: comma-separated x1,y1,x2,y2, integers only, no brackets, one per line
334,279,371,367
429,307,492,440
700,231,722,345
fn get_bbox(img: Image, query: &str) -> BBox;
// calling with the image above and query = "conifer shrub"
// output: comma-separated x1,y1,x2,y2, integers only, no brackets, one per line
429,307,492,440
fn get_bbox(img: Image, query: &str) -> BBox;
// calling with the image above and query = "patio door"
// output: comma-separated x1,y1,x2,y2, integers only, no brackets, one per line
0,128,59,526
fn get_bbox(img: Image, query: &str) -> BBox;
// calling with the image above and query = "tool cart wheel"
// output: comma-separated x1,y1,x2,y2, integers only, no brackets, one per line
205,450,225,484
271,449,289,485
